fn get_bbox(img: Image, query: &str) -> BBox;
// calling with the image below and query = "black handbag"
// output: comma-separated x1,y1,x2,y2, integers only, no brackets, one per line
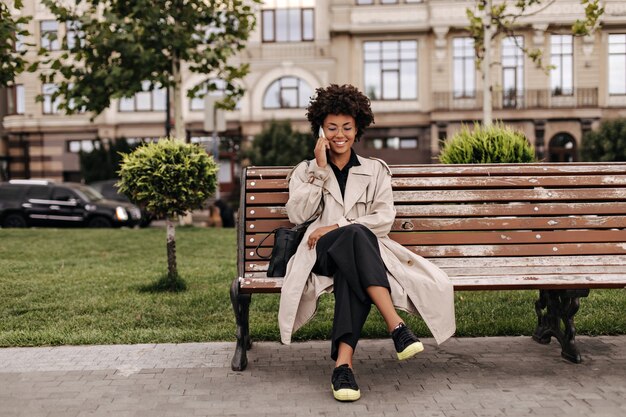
255,204,322,277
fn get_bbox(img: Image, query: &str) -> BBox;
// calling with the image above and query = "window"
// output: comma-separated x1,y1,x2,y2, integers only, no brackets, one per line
124,137,159,146
66,21,83,49
550,35,573,96
67,139,100,154
7,85,25,115
263,76,313,109
42,83,61,114
190,79,230,111
364,40,417,100
368,137,418,150
356,0,422,4
609,34,626,95
363,127,421,150
549,132,577,162
26,186,51,200
119,81,167,112
40,20,60,51
453,37,475,98
262,0,314,42
15,23,26,52
501,36,524,108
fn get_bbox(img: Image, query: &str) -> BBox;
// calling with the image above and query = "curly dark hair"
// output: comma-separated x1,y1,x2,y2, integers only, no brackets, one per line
305,84,374,142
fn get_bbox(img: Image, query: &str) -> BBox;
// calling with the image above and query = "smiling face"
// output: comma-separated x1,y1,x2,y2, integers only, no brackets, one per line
322,114,357,159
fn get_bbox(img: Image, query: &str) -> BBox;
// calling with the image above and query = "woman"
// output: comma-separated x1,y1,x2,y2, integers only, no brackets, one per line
278,84,456,402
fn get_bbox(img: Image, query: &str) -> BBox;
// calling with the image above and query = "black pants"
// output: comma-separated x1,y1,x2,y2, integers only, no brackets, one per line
312,224,390,361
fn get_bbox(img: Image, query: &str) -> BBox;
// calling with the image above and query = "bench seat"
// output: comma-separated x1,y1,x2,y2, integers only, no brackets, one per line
230,162,626,370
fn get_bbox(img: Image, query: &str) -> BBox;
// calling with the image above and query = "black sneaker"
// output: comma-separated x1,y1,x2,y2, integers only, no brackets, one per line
391,323,424,360
331,364,361,402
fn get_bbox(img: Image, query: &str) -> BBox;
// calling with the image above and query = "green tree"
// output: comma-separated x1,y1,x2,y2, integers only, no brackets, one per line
466,0,603,125
580,118,626,162
247,120,315,166
439,122,536,164
40,0,260,138
0,0,35,87
117,140,218,290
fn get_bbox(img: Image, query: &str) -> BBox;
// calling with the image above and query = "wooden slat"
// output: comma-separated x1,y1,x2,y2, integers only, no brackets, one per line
431,254,626,268
239,274,626,293
391,230,626,245
392,189,626,203
244,261,626,276
245,216,626,233
245,188,626,205
244,203,626,219
404,243,626,257
244,230,626,249
246,175,626,191
392,202,626,218
245,163,626,179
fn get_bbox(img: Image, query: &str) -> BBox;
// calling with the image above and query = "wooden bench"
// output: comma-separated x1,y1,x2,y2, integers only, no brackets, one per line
230,162,626,371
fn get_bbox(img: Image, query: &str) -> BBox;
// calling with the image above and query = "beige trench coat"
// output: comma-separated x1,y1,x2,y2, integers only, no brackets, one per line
278,155,456,345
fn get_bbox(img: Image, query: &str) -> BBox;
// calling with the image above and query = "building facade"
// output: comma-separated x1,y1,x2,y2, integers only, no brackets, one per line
2,0,626,185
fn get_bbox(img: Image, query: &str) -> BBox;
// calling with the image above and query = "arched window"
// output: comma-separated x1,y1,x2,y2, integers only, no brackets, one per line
549,132,577,162
263,76,312,109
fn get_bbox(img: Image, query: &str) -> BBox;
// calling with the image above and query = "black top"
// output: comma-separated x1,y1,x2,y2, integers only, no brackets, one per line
328,149,361,199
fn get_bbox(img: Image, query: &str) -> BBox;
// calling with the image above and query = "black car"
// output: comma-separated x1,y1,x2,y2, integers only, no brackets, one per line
89,179,153,227
0,180,142,228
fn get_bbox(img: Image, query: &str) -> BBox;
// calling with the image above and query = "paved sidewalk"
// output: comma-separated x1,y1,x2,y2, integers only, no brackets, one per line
1,336,625,417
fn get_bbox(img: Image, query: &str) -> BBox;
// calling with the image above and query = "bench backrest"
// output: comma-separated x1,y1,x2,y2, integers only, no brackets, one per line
239,162,626,290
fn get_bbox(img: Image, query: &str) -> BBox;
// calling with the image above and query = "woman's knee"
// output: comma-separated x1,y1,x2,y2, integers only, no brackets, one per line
343,223,374,238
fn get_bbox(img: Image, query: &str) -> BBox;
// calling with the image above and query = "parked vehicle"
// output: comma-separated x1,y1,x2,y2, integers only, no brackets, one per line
0,179,142,228
89,179,153,227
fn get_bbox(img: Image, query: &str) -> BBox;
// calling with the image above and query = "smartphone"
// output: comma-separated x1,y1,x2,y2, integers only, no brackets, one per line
318,126,325,139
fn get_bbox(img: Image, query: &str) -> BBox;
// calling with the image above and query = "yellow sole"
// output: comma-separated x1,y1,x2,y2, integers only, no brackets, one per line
331,386,361,402
397,341,424,361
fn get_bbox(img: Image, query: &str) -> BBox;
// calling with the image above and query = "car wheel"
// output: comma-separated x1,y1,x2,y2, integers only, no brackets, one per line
88,216,112,228
2,213,27,228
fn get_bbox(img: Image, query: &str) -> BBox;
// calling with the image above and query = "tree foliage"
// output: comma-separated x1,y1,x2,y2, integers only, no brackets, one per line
439,123,536,164
39,0,260,118
117,140,217,219
247,120,315,166
0,0,35,87
580,118,626,162
466,0,603,70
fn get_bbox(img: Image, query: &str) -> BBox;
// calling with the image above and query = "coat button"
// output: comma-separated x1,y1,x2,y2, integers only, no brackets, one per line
407,259,413,266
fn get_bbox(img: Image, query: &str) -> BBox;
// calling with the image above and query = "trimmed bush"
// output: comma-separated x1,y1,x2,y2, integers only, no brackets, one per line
580,118,626,162
246,120,314,166
117,139,218,290
439,123,536,164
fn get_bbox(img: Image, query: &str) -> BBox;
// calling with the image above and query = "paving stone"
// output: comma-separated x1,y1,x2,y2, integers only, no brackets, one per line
0,336,625,416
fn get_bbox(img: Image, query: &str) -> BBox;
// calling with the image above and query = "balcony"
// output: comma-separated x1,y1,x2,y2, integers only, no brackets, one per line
433,88,598,111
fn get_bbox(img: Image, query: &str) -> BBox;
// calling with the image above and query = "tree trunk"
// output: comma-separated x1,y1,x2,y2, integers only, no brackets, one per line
166,217,178,290
172,54,185,140
482,0,493,126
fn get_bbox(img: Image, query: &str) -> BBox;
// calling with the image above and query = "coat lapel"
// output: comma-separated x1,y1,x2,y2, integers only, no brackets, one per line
343,157,372,215
325,169,343,207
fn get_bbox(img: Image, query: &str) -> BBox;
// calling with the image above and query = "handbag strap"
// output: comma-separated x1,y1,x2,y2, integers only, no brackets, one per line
255,228,279,259
254,195,325,260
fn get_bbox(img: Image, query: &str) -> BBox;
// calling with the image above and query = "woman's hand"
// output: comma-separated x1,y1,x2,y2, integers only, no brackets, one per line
314,134,330,168
308,224,338,249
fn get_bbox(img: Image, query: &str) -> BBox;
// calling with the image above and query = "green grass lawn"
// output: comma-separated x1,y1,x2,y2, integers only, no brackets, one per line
0,228,624,347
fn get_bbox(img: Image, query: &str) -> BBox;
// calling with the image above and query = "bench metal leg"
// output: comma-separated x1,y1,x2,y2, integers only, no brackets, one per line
532,289,590,363
230,278,252,371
